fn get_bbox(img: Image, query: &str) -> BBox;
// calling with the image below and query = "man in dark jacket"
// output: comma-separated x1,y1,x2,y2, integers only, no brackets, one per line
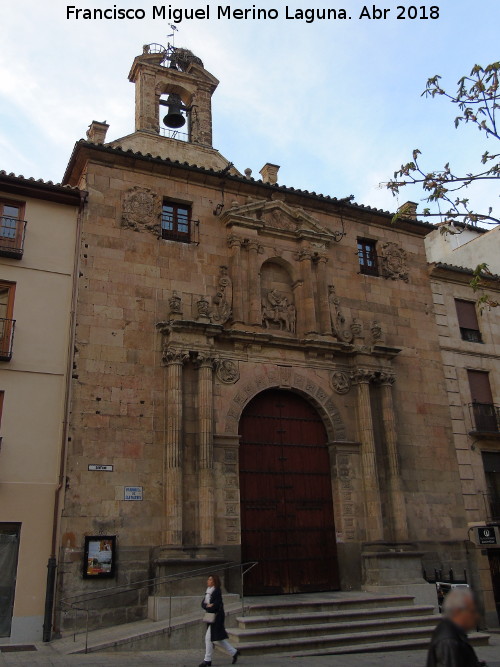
426,588,484,667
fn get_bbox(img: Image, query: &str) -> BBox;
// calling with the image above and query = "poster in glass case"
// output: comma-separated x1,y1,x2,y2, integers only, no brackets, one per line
83,535,116,578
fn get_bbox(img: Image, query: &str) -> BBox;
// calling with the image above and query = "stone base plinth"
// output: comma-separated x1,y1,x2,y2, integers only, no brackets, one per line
361,542,437,608
153,545,229,596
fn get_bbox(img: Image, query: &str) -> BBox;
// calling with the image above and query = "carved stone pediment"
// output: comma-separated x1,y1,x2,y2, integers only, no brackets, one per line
220,199,337,245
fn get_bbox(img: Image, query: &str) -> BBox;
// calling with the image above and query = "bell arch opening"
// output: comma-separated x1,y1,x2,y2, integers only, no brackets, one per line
238,388,340,595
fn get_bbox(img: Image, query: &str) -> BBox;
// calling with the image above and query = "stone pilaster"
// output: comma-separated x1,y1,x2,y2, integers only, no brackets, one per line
315,255,331,335
228,235,244,324
298,247,317,335
195,352,217,546
190,84,214,146
351,368,384,542
247,240,262,326
162,347,189,545
379,371,408,542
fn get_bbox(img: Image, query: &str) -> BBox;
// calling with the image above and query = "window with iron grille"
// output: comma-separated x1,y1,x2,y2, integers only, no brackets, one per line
455,299,482,343
357,239,378,276
161,202,191,242
0,200,26,259
0,282,15,361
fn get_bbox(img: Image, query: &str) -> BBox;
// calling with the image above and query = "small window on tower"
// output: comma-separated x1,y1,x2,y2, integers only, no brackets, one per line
357,238,378,276
161,202,191,243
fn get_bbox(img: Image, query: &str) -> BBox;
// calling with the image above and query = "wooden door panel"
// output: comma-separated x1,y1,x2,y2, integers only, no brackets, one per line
240,390,339,595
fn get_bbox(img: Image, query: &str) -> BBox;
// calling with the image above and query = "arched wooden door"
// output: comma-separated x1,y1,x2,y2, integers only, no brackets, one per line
239,389,340,595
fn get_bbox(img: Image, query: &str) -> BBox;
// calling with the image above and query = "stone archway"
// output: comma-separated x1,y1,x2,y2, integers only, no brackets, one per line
223,367,347,442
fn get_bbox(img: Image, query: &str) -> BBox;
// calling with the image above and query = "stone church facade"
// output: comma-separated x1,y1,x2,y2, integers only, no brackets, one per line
56,45,470,629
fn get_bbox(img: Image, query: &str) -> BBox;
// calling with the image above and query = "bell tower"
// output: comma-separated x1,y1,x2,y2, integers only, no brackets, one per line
128,44,219,147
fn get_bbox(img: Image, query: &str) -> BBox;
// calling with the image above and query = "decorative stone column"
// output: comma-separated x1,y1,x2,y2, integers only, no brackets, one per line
379,371,408,542
247,240,262,326
195,352,217,546
315,255,331,335
163,347,189,546
228,236,244,324
298,247,317,335
351,369,384,542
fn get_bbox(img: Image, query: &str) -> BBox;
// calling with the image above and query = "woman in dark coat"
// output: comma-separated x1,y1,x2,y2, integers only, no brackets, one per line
199,575,240,667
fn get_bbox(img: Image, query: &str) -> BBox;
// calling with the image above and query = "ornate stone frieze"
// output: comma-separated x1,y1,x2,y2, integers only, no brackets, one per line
330,370,351,395
121,186,161,235
262,289,296,333
215,359,240,384
380,242,409,282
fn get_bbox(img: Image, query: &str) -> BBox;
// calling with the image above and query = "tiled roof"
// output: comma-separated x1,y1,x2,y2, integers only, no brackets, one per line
65,140,435,230
432,261,500,282
0,170,84,203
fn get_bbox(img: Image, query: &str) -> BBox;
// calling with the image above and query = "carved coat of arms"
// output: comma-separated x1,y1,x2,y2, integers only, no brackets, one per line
380,242,409,281
121,186,161,235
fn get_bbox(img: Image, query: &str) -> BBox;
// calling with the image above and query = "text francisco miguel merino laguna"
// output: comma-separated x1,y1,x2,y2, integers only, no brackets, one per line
66,4,441,22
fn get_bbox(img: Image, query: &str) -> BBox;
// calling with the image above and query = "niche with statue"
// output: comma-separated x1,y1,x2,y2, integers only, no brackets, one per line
260,260,296,333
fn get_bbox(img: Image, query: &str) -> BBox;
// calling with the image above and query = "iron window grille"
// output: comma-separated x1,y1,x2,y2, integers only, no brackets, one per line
455,300,482,343
469,402,500,434
460,327,483,343
357,239,378,276
0,200,27,259
0,318,15,361
161,203,191,242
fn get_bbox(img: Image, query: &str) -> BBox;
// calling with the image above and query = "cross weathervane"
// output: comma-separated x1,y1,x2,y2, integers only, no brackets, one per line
167,24,178,48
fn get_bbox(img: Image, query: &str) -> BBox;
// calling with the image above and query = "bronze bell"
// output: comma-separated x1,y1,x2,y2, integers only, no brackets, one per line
163,93,186,129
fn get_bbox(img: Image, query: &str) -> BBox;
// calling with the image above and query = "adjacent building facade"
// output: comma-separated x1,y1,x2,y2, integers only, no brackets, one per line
426,225,500,626
53,45,474,632
0,173,83,642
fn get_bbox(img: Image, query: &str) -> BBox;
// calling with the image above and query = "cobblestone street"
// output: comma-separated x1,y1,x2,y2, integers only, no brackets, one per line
1,637,500,667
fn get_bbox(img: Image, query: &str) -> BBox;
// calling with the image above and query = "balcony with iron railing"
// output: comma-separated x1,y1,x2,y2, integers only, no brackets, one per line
469,402,500,437
0,216,27,259
0,318,15,361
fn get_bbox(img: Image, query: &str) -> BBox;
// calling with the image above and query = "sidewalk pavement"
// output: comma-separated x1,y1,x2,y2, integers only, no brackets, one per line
1,635,499,667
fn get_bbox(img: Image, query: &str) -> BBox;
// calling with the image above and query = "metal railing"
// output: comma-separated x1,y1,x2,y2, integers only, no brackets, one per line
481,492,500,522
0,318,15,360
59,560,258,654
160,127,190,141
0,216,27,258
469,402,500,433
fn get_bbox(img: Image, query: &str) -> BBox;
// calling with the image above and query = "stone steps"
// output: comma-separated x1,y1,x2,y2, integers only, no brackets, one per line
228,625,490,656
231,613,438,642
244,593,415,616
225,594,490,656
237,603,435,629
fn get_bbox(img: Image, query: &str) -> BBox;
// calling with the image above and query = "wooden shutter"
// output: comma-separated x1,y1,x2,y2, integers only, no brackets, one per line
455,300,479,330
467,370,493,403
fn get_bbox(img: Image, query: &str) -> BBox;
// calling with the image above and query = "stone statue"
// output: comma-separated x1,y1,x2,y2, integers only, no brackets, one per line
328,285,353,342
210,266,232,324
262,289,296,333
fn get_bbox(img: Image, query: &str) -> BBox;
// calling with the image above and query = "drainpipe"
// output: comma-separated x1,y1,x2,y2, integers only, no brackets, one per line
43,190,86,642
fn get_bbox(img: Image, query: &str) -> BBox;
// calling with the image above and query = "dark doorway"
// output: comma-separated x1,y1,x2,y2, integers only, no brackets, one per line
239,389,340,595
0,524,21,637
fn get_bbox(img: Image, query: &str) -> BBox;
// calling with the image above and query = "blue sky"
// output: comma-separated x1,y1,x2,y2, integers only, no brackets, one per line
1,0,498,218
